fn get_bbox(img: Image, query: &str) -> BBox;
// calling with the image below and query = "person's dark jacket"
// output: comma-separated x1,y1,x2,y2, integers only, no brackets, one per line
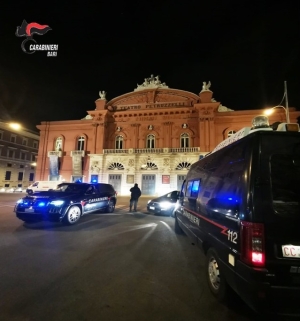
130,185,141,200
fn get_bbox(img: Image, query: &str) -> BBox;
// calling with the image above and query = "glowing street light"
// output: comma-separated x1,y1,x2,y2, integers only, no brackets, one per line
264,105,290,123
9,122,22,130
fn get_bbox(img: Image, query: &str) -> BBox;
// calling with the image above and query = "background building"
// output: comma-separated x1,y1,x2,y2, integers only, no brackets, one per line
0,121,39,192
35,76,300,196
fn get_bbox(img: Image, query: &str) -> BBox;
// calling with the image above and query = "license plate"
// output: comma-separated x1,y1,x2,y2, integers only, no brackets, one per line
282,245,300,258
25,208,34,213
150,206,155,210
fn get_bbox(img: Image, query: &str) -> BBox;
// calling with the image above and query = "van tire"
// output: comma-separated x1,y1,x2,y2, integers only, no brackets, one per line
206,248,227,302
27,190,33,195
174,213,183,234
63,206,81,225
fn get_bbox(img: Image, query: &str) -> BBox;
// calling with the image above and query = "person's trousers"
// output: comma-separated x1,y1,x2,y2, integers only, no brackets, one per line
130,199,138,211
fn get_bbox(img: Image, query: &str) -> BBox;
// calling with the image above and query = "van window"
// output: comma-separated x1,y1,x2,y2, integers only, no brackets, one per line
271,154,300,218
186,180,201,198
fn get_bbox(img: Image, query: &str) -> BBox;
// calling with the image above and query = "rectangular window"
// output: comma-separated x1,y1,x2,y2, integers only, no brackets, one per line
8,150,15,158
0,131,3,140
31,154,36,161
18,172,23,181
90,174,98,183
10,135,16,143
33,141,38,149
29,173,34,181
20,164,24,168
22,138,28,146
186,180,201,198
21,152,26,160
186,181,193,197
7,163,12,167
5,171,11,180
271,154,299,218
191,180,200,198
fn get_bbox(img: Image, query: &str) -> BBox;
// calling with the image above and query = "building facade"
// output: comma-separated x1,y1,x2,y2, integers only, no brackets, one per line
35,76,300,196
0,121,39,192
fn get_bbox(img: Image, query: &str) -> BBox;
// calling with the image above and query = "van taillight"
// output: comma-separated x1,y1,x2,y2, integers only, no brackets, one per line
240,221,265,267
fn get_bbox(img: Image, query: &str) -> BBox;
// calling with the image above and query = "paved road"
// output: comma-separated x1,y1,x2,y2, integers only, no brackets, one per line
0,193,291,321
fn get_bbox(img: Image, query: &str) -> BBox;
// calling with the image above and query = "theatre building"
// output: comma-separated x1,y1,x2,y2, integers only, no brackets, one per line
35,76,300,196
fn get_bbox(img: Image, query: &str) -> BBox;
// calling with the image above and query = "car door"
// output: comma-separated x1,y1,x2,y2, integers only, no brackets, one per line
82,185,100,214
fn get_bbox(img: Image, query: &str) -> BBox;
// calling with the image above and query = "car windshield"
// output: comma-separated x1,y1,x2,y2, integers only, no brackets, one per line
55,184,90,194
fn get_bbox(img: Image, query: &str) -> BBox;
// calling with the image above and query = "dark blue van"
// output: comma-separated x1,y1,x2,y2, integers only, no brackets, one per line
175,119,300,317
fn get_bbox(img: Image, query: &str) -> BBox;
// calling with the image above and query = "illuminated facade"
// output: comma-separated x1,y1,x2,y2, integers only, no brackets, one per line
0,121,39,191
35,76,300,196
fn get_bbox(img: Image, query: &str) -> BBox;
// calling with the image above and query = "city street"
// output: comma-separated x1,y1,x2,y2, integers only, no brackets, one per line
0,193,283,321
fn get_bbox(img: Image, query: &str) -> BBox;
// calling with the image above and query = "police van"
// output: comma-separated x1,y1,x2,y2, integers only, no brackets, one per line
175,116,300,316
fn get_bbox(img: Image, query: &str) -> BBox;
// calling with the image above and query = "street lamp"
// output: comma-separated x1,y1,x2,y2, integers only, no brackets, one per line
9,122,22,130
264,105,290,123
264,81,290,123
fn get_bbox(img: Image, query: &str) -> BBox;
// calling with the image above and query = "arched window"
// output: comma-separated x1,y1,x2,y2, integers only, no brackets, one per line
77,136,85,151
227,130,236,138
108,162,124,170
176,161,191,170
180,133,189,148
147,134,155,149
55,137,63,151
115,135,123,149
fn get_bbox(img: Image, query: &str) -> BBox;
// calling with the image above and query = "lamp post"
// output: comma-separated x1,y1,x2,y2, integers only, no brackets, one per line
264,81,290,123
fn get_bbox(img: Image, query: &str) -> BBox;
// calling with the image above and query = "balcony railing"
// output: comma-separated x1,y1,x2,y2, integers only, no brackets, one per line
103,147,200,154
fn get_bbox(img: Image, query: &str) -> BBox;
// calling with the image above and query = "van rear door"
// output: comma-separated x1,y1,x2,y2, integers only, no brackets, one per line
258,134,300,286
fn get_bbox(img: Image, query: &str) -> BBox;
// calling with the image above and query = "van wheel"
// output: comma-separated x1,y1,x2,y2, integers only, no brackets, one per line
27,190,33,195
63,206,81,225
174,213,183,234
206,248,227,302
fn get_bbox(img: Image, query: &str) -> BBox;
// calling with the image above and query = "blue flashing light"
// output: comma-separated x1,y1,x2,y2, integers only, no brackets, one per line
37,202,46,207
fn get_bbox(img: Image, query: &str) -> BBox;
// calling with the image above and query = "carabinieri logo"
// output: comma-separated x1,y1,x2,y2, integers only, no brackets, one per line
15,20,58,56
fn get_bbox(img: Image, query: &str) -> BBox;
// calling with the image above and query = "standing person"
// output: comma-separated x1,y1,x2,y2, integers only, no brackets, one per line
129,183,141,212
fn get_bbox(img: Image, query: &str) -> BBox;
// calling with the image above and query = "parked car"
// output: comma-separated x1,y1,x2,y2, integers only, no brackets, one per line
147,190,180,216
14,182,117,225
26,180,63,194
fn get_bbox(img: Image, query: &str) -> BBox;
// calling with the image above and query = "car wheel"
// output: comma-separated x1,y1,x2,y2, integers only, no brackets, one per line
27,190,33,195
105,200,115,213
206,248,228,302
63,206,81,225
174,213,183,234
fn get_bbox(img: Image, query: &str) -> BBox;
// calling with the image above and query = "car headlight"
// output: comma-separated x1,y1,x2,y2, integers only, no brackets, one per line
16,199,24,204
50,200,65,206
160,201,172,209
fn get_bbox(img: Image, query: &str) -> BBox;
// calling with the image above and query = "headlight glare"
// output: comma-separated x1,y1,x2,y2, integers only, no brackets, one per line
50,200,65,206
160,201,172,209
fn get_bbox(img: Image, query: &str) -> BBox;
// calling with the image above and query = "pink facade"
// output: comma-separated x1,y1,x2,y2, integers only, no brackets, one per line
35,78,300,195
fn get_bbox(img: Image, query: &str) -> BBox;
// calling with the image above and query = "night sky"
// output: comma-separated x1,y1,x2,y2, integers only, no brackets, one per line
1,0,299,131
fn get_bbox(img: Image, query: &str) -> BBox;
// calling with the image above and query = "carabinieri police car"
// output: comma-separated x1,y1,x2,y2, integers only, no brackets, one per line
14,182,117,225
